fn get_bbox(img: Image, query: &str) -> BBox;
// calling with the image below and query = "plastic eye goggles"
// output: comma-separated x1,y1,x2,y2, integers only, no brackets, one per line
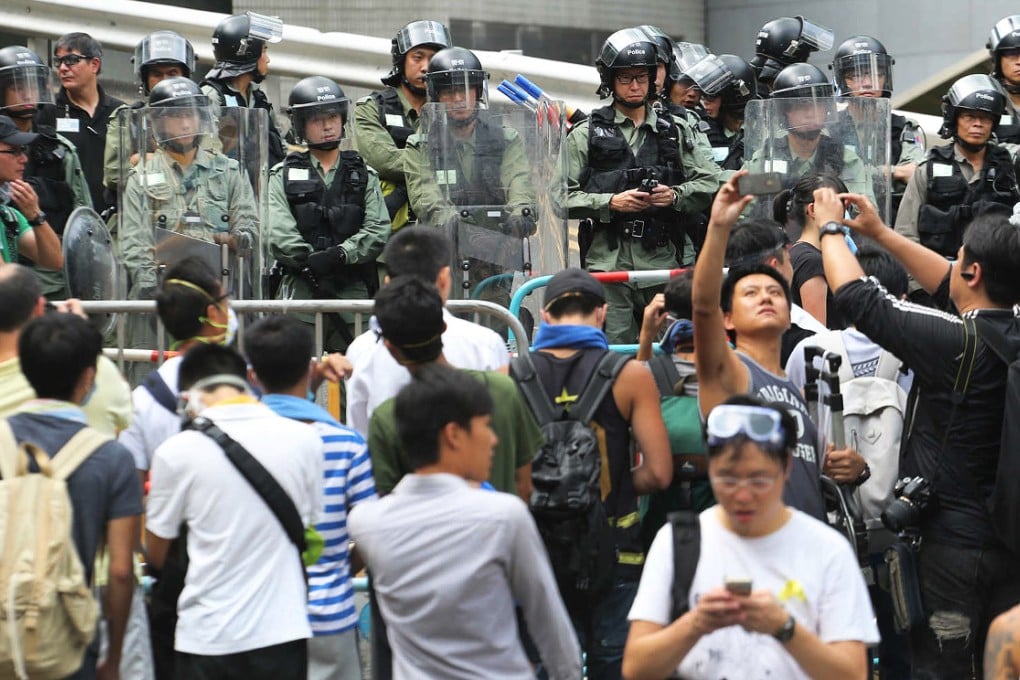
705,404,785,449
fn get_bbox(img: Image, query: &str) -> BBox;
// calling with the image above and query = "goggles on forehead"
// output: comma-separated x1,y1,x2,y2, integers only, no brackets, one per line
705,404,785,449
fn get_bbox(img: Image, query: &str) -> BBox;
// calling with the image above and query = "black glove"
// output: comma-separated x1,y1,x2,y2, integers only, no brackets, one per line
306,246,346,279
503,213,538,238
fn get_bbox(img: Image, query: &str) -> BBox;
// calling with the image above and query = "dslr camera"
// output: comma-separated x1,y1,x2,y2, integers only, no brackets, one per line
880,476,935,534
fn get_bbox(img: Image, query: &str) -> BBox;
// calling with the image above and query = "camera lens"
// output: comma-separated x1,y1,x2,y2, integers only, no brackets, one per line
880,498,917,533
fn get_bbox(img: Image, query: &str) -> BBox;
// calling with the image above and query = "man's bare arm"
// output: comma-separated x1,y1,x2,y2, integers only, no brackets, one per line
985,605,1020,680
102,516,140,673
618,362,672,494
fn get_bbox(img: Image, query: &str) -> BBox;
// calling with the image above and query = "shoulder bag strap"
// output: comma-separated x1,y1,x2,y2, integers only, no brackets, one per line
572,351,630,425
51,428,112,481
510,353,558,426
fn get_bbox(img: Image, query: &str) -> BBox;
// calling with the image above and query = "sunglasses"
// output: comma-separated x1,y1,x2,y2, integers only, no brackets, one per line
705,404,786,449
0,146,29,157
54,54,94,67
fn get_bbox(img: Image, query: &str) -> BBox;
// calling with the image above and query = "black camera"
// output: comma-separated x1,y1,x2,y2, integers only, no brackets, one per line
639,177,659,193
881,476,935,533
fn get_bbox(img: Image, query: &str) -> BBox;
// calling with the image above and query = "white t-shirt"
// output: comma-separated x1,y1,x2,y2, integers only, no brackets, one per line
118,356,183,471
629,508,879,680
146,402,324,655
344,308,509,436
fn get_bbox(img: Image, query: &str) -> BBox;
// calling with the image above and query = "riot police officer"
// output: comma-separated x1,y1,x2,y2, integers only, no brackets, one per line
354,20,451,230
200,11,286,167
687,54,758,171
0,45,90,297
831,35,925,222
895,74,1020,272
665,41,709,112
268,76,390,352
104,30,195,201
987,15,1020,143
565,29,720,344
119,78,258,299
750,16,834,93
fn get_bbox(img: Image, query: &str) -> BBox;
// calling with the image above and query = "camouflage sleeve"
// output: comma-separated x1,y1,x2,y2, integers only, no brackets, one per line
404,134,456,226
226,160,259,246
267,164,311,268
118,173,158,290
59,135,93,209
353,95,406,182
501,128,537,214
894,160,928,244
341,167,391,264
103,104,128,191
897,120,927,166
563,121,614,222
672,116,724,213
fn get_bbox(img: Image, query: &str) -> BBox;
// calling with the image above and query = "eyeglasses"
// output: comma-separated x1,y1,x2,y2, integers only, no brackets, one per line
705,404,785,449
0,146,29,157
615,73,649,85
710,474,780,494
54,54,94,67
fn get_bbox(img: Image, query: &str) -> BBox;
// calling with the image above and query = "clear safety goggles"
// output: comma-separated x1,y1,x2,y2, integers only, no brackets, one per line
706,404,785,449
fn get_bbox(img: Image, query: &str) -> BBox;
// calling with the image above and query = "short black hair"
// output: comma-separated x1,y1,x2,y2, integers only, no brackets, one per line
177,343,247,392
245,315,314,393
663,269,694,319
383,226,451,283
18,313,101,401
962,210,1020,307
706,394,796,466
155,258,223,342
374,277,445,363
772,174,848,233
394,364,493,470
856,244,908,300
0,264,42,332
545,293,603,319
725,217,789,269
720,263,791,314
55,33,103,70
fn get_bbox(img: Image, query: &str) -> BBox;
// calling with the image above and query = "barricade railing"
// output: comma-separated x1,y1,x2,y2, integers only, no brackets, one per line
507,268,689,354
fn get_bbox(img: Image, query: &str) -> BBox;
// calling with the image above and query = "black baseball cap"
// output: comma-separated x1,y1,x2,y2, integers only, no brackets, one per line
543,267,606,311
0,115,38,146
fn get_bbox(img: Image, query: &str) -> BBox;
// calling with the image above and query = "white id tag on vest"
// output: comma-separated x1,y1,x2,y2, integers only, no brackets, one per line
435,169,457,185
931,163,953,178
144,172,166,187
712,147,729,162
288,168,310,182
385,114,404,127
766,160,788,175
56,118,79,133
224,95,240,108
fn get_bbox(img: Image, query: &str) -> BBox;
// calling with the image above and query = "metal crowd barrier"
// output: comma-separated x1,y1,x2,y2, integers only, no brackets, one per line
80,298,530,369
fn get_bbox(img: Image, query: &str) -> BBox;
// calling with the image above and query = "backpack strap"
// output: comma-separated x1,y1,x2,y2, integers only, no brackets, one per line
143,369,178,414
973,317,1019,366
50,428,112,481
872,349,905,383
668,510,701,621
648,353,681,398
0,419,19,480
806,331,855,383
510,353,559,427
572,351,630,425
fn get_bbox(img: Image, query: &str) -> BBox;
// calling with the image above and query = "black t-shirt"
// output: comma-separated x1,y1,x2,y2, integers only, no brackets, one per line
789,241,845,330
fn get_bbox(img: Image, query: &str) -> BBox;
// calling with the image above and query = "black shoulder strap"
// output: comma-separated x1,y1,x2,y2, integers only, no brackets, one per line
572,351,630,425
973,317,1018,366
648,353,681,398
510,353,558,427
186,417,308,569
669,510,700,621
143,370,178,414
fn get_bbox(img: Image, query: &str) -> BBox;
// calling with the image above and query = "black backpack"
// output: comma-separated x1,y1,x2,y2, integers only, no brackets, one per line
511,350,628,608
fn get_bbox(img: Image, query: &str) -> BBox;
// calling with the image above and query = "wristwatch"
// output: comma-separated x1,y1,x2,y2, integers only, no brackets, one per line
27,211,47,226
773,614,796,643
854,463,872,487
819,221,844,238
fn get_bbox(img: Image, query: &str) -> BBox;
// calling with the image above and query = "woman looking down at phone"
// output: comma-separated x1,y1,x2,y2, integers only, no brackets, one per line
622,395,878,680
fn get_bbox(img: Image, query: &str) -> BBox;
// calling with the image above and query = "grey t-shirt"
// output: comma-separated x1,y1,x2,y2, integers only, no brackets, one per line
738,353,826,521
8,413,143,585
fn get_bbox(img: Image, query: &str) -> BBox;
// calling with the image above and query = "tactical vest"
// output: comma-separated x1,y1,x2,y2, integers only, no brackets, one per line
917,143,1019,257
890,113,907,166
24,126,74,238
432,115,508,207
700,112,744,171
580,105,686,247
370,88,415,149
201,78,285,167
1,204,21,263
283,150,368,252
774,134,846,189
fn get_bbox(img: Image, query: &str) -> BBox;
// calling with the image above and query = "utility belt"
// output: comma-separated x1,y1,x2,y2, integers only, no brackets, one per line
282,260,379,294
602,217,673,250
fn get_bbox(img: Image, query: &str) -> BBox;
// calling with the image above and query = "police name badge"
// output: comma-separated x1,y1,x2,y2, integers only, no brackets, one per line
1002,114,1013,126
144,172,167,187
224,95,240,108
288,168,310,182
435,169,457,185
385,114,404,127
765,160,788,175
56,118,79,133
712,147,729,163
182,210,202,224
931,163,953,178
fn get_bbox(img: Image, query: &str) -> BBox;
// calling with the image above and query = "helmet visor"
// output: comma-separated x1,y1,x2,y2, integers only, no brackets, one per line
292,101,348,145
136,32,195,76
835,52,893,96
146,100,216,146
774,93,838,132
685,55,733,96
989,16,1020,52
0,63,54,111
600,28,656,67
948,74,1003,111
246,12,283,44
792,17,835,53
396,21,452,54
427,70,489,112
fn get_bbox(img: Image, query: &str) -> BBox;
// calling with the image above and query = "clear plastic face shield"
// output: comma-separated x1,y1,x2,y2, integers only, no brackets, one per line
685,55,735,97
135,32,195,79
786,17,834,58
600,28,652,66
146,96,216,148
427,70,489,120
672,42,710,78
0,63,54,115
245,12,284,45
395,20,452,54
291,100,349,146
772,85,838,134
835,52,893,97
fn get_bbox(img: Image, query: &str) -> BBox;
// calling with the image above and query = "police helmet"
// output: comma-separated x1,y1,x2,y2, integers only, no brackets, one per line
0,46,54,116
939,73,1007,139
770,63,833,99
988,16,1020,80
831,36,894,97
287,76,350,149
751,16,834,85
147,77,214,148
134,31,196,93
668,42,710,85
425,47,489,105
595,28,659,100
382,20,452,88
206,12,283,81
635,25,674,66
717,55,758,113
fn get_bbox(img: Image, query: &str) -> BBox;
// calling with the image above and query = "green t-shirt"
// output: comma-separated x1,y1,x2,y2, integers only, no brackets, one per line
0,204,30,264
368,369,543,495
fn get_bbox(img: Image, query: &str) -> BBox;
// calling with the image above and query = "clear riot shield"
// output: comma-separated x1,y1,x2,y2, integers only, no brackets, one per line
116,104,267,301
419,99,568,337
62,207,125,336
743,97,891,223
